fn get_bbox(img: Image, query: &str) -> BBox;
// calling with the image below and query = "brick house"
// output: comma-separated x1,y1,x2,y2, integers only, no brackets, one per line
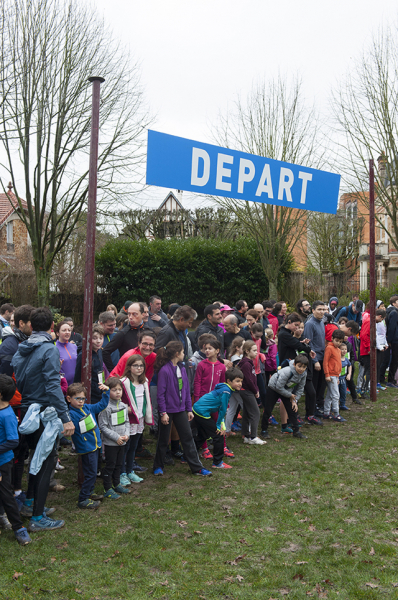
0,182,31,267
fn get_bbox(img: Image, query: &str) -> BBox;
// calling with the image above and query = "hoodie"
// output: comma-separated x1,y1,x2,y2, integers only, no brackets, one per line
157,361,191,413
11,332,70,424
386,305,398,344
193,359,226,402
69,389,110,454
0,327,29,377
97,397,130,446
193,383,234,430
237,356,259,395
268,360,306,401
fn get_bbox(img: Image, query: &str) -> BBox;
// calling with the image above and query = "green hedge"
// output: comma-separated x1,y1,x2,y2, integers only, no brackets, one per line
95,237,275,312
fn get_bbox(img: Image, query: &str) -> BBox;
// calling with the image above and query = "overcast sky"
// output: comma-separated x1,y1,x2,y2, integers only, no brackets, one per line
97,0,398,209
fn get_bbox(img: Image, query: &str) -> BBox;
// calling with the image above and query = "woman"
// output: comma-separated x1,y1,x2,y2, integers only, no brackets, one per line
55,320,77,385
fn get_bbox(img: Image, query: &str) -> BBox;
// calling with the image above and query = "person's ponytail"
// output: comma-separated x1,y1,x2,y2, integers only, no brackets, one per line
154,341,184,372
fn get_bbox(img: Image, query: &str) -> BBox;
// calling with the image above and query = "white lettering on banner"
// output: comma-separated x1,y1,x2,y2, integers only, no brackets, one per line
191,147,210,186
216,153,234,191
278,167,294,202
298,171,312,204
255,163,274,198
237,158,255,194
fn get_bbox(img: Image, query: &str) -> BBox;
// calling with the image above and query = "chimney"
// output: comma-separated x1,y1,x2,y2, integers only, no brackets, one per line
377,153,387,183
176,189,183,204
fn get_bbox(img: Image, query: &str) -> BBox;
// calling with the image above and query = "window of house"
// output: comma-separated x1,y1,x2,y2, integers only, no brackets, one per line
6,221,14,252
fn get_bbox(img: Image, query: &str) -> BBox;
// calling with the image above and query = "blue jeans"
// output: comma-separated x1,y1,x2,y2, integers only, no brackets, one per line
339,377,347,407
79,450,98,502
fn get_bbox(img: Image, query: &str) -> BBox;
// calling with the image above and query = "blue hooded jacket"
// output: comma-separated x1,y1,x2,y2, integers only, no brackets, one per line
11,332,70,424
69,389,110,454
192,382,233,430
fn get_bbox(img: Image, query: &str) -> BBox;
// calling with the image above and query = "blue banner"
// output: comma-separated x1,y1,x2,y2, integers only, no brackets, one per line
146,130,340,214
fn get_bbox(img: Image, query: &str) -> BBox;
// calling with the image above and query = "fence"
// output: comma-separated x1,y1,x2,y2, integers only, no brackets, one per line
280,271,360,306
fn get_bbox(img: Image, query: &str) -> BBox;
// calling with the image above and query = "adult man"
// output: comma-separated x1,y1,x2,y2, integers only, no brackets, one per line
223,314,251,350
12,307,74,532
102,302,145,371
233,300,248,327
254,303,270,329
386,295,398,388
0,303,14,337
0,305,33,376
156,305,197,357
99,310,119,369
194,304,224,354
296,299,312,322
304,301,327,415
334,299,363,324
147,295,168,328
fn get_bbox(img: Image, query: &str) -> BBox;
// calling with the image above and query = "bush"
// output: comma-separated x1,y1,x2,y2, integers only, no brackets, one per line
95,237,282,312
359,277,398,308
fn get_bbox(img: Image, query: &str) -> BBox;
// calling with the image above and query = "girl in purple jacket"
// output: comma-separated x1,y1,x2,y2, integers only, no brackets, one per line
152,341,211,477
238,341,267,446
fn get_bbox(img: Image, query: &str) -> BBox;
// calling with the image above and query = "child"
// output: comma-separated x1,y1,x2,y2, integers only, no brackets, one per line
74,324,109,404
0,374,31,544
261,355,308,439
238,340,266,445
227,336,244,365
188,333,218,394
323,329,346,421
194,339,226,402
119,354,153,485
97,377,130,499
68,381,110,508
193,368,244,469
152,341,211,477
338,343,352,412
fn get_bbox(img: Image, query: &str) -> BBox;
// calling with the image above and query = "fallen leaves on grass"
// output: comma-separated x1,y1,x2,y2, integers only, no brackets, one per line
366,582,378,588
296,561,308,565
236,575,244,582
281,543,300,553
194,530,202,534
226,554,246,565
104,550,120,563
177,520,188,528
369,547,375,555
279,588,290,595
12,572,23,580
309,524,316,531
293,573,304,580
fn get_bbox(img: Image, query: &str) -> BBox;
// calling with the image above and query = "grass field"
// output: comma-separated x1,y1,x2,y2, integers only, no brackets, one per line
2,387,398,600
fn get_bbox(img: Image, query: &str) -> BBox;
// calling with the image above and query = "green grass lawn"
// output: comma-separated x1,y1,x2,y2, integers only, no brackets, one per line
2,388,398,599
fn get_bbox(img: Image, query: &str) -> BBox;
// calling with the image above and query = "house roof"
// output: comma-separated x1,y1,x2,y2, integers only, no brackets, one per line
0,184,28,227
157,191,184,211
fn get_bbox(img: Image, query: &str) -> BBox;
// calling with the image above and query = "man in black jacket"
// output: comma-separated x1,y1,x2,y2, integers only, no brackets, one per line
0,305,33,376
194,304,224,354
386,295,398,387
155,305,197,357
102,302,146,371
233,300,248,327
223,315,251,351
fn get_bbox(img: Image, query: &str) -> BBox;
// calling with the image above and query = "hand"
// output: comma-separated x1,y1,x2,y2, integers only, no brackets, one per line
151,313,161,322
127,406,132,413
325,376,331,382
290,394,296,401
310,350,316,359
60,359,64,366
291,401,298,413
98,383,109,391
255,392,260,398
224,360,233,369
346,375,351,381
187,411,194,421
303,338,310,344
62,420,75,436
161,413,169,425
217,428,226,437
314,362,321,371
116,436,125,446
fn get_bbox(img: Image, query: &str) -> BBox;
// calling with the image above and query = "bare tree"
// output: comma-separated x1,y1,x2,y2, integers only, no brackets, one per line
332,26,398,251
0,0,150,303
212,76,325,298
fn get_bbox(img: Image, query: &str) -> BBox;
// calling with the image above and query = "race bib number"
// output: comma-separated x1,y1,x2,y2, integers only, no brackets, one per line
286,381,296,389
98,372,105,384
79,413,96,434
111,408,127,426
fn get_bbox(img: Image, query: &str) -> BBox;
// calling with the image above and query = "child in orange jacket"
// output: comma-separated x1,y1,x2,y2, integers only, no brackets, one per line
323,329,345,422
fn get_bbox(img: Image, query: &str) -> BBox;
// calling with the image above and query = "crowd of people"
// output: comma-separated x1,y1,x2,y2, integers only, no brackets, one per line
0,292,396,546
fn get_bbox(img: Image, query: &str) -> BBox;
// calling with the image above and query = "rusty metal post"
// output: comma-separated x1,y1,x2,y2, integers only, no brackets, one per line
369,159,377,403
81,76,105,403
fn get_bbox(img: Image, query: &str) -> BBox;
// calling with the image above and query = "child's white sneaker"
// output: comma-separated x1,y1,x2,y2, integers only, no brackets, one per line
247,437,267,445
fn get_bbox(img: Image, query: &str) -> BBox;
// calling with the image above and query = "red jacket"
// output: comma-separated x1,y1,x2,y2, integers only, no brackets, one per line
110,347,156,382
325,323,339,342
360,313,370,356
268,314,279,337
194,359,226,402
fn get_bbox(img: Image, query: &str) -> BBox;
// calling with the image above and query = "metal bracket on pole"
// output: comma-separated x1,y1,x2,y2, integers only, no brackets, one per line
369,159,377,403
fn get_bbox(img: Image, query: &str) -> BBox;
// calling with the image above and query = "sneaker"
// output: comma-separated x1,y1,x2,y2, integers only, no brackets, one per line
212,461,232,469
281,425,293,433
127,472,143,483
180,455,187,463
386,382,398,388
358,392,369,399
232,420,242,428
261,430,271,438
163,452,175,466
333,415,346,422
28,516,65,531
293,431,307,439
247,437,267,445
114,484,130,494
231,423,241,433
195,468,213,476
224,447,235,458
305,416,323,426
132,464,148,472
340,405,350,411
296,416,304,426
322,413,333,420
119,473,131,487
153,468,164,476
90,494,103,501
135,448,153,459
14,527,32,545
352,398,363,405
0,513,12,529
55,460,65,471
268,415,278,425
377,383,387,391
103,488,121,499
77,499,100,509
171,450,184,459
20,505,55,518
200,449,213,460
243,437,251,444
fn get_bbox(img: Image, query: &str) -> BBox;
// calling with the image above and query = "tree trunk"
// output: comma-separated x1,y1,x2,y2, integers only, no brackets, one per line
268,280,278,300
35,264,51,306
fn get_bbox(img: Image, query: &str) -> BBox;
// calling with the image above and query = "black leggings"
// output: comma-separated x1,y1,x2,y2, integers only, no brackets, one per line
103,445,125,491
25,440,58,517
0,460,23,531
261,387,299,432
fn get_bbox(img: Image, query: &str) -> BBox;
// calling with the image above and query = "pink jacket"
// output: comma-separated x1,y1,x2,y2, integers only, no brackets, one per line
264,339,277,372
194,359,226,402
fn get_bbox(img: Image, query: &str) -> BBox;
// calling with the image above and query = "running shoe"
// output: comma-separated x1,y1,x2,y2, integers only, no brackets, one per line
127,472,143,483
77,499,100,509
247,437,267,445
281,425,293,433
224,447,235,458
305,416,323,426
114,485,131,494
153,468,164,476
200,449,213,460
195,468,212,476
28,516,65,531
212,461,232,469
103,488,121,499
339,405,350,411
14,527,32,545
268,415,278,425
0,513,11,529
332,415,346,422
322,413,333,420
293,431,307,439
296,416,304,426
119,473,131,487
261,430,271,439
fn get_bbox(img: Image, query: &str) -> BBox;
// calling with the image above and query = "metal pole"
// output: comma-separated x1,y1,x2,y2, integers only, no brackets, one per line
81,76,105,403
369,159,377,403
